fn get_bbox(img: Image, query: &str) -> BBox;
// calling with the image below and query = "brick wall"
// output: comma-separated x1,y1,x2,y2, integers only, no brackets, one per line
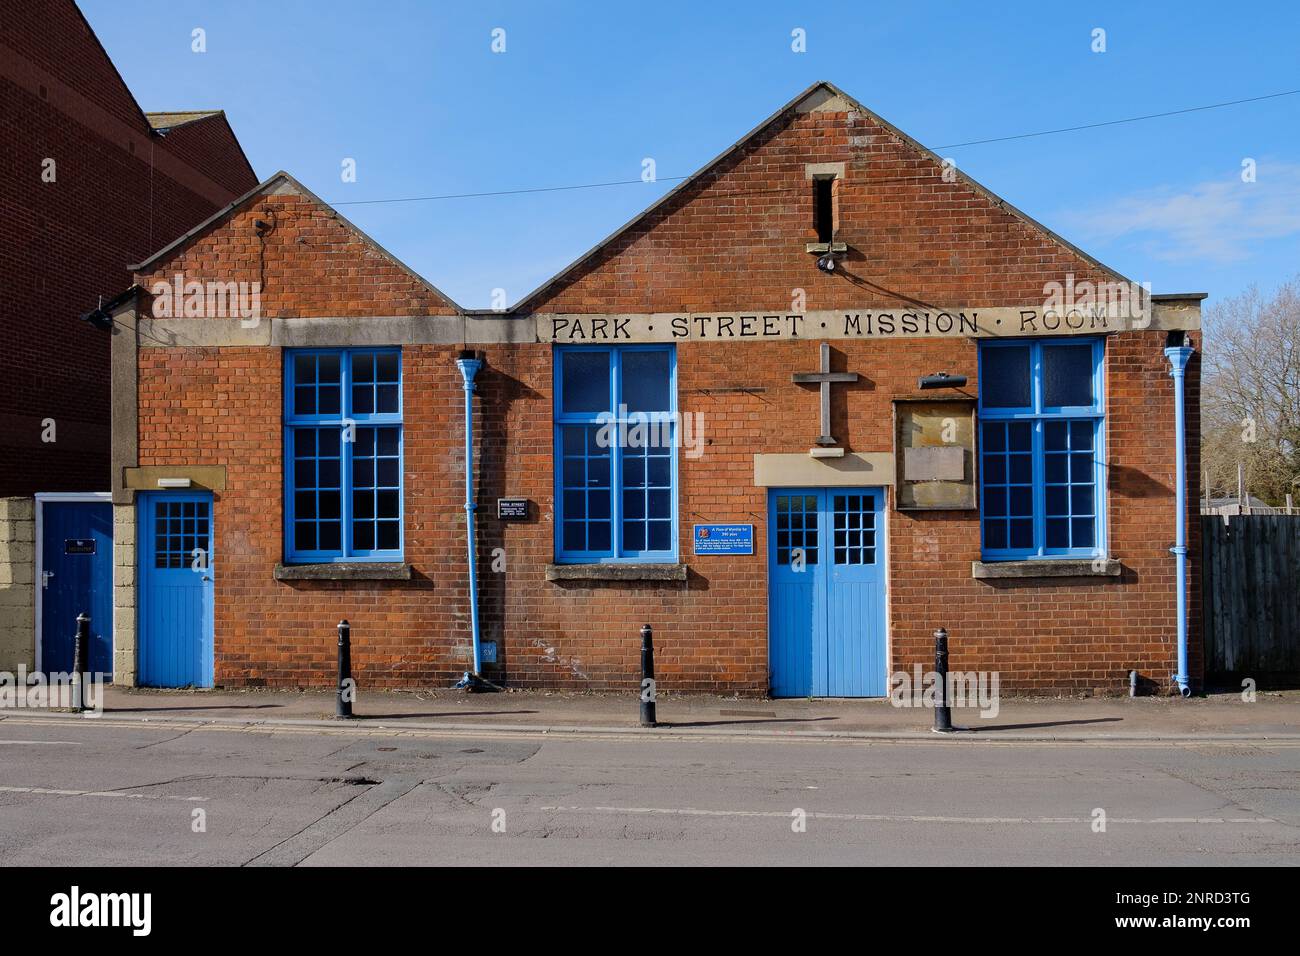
134,185,463,686
130,93,1201,694
0,0,257,495
514,96,1202,694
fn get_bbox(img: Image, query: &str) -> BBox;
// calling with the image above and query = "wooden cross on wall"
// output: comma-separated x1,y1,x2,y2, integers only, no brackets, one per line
792,342,858,447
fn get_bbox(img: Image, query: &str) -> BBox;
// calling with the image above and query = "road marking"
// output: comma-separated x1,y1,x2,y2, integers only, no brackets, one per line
0,785,206,802
540,805,1280,825
0,740,82,745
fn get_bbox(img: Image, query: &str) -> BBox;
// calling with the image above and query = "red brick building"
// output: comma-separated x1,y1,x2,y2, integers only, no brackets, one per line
107,82,1203,697
0,0,257,675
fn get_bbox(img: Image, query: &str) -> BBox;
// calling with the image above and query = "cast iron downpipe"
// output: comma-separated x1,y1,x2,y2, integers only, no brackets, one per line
1164,338,1194,698
454,351,485,688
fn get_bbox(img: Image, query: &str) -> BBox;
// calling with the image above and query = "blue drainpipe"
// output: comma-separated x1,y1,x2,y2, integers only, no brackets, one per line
1164,341,1194,697
455,351,484,687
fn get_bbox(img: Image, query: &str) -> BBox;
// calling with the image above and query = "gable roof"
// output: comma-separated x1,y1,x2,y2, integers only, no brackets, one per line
62,3,255,186
147,110,224,131
510,80,1134,314
127,169,463,311
146,110,259,188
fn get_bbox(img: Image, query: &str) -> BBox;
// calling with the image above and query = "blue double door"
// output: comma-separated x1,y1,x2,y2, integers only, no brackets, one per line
138,493,214,688
769,488,886,697
40,500,113,676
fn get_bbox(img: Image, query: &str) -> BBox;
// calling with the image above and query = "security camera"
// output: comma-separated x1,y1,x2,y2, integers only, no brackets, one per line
816,253,836,273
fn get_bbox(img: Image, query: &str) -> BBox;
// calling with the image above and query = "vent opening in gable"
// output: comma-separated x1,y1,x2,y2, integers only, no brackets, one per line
813,176,835,243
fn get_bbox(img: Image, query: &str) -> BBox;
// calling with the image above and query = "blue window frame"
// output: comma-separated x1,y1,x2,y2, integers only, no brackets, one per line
284,348,402,562
554,345,677,563
978,338,1105,560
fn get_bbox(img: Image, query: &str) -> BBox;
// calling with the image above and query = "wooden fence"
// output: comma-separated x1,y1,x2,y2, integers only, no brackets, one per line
1202,513,1300,685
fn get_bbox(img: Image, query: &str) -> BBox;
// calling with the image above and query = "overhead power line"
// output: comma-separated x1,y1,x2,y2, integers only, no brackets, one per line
333,177,689,206
329,87,1300,208
932,88,1300,149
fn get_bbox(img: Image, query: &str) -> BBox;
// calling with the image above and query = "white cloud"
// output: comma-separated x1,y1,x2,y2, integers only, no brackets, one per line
1063,160,1300,263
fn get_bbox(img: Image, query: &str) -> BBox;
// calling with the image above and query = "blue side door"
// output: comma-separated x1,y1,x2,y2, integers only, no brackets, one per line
138,493,214,688
40,501,113,677
824,490,886,696
768,488,886,697
769,490,821,697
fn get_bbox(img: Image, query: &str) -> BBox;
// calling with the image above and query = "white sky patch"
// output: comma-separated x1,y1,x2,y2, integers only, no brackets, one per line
1063,160,1300,263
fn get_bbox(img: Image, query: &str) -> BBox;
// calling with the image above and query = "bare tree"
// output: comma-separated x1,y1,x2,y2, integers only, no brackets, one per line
1201,276,1300,505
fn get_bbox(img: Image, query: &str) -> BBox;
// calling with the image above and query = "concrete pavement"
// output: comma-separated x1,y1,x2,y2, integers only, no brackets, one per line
11,685,1300,742
0,716,1296,865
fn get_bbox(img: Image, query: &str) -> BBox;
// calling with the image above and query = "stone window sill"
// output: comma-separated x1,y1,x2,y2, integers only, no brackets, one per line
971,558,1121,580
546,563,688,582
274,562,412,581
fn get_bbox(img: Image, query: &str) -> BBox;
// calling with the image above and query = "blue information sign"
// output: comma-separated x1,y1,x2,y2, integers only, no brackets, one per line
692,523,754,556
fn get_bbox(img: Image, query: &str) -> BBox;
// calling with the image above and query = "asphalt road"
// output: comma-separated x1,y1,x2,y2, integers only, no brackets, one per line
0,717,1296,865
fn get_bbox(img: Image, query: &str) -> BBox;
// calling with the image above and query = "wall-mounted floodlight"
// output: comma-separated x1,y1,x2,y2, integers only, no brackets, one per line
918,372,968,389
79,307,113,331
157,477,192,488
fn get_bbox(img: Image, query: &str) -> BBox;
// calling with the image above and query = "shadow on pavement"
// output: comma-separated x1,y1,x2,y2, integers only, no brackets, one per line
357,710,541,720
971,717,1124,732
660,716,841,729
108,704,288,713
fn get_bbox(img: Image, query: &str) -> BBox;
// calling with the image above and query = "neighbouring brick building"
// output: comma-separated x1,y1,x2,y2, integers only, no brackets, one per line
105,82,1203,696
0,0,257,675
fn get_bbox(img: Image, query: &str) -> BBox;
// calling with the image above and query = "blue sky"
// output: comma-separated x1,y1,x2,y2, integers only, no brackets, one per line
84,0,1300,309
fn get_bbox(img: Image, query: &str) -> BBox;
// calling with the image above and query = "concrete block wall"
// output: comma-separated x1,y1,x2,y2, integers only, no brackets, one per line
0,497,35,672
112,503,136,685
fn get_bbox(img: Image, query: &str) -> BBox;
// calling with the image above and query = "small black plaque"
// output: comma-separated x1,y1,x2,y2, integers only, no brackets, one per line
64,538,95,555
497,498,529,520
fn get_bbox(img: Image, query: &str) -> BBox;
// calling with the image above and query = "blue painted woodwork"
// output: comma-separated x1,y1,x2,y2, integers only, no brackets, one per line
138,493,214,688
40,501,113,677
768,488,885,697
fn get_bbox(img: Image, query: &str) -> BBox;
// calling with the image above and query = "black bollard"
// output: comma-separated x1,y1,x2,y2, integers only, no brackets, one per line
70,612,90,713
933,627,953,733
639,624,657,727
335,619,354,719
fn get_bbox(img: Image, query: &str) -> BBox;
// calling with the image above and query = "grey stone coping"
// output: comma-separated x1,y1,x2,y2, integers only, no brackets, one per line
546,563,688,582
274,562,412,581
972,558,1122,579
